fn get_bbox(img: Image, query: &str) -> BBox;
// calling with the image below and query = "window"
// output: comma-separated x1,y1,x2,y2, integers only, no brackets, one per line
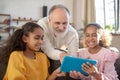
95,0,120,33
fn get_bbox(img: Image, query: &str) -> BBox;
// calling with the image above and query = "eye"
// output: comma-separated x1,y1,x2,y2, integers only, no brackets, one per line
35,37,40,40
41,36,44,40
55,22,60,25
85,34,89,37
63,22,67,25
92,33,97,37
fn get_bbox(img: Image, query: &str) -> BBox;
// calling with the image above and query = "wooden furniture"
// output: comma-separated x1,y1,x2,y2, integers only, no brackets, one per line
12,17,37,25
11,17,38,32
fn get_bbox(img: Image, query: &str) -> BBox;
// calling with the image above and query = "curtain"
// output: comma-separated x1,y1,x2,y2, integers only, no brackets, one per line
84,0,96,25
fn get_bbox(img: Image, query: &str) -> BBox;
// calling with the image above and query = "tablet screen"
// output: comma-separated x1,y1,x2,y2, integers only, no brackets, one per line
60,56,97,76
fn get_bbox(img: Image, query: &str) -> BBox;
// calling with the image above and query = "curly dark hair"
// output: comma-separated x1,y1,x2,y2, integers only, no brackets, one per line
82,23,112,48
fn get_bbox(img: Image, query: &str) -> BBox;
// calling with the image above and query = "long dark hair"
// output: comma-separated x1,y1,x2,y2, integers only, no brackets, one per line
0,22,43,65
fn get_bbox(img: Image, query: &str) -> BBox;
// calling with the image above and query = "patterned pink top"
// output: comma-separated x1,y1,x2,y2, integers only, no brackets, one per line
77,47,119,80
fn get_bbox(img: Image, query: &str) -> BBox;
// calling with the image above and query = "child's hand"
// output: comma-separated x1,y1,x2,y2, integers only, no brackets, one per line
82,62,102,79
47,67,66,80
60,53,68,63
69,71,82,79
82,62,99,76
54,67,66,77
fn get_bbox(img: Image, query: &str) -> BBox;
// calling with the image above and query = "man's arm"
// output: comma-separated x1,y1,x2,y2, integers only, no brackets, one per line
41,35,66,60
67,30,79,57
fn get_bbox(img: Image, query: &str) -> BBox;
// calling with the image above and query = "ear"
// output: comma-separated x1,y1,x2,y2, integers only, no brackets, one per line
22,35,27,43
48,16,51,23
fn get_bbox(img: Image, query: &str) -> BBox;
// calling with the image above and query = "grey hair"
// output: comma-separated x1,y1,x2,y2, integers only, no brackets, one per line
48,4,70,15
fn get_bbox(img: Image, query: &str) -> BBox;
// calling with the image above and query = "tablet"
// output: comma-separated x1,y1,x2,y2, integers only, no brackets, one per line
60,56,97,76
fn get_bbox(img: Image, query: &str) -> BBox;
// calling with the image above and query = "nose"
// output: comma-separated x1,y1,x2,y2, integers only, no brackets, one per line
39,39,43,44
58,24,66,31
89,36,94,40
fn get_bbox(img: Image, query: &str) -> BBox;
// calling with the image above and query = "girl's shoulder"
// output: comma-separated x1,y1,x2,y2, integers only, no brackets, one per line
10,51,23,57
101,47,119,61
9,51,24,63
102,47,119,56
36,52,50,66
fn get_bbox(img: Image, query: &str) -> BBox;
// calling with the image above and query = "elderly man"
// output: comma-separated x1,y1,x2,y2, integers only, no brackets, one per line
37,4,79,80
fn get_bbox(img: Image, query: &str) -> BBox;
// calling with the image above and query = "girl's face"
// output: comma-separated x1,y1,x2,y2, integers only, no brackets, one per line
84,26,101,48
23,28,44,51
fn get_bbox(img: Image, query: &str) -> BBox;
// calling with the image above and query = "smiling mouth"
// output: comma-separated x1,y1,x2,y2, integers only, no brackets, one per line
87,41,96,46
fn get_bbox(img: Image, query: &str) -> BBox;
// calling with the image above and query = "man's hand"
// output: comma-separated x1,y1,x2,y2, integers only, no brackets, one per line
60,53,68,63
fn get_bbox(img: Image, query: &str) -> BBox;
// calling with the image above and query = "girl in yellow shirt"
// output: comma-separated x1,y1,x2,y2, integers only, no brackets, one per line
1,22,65,80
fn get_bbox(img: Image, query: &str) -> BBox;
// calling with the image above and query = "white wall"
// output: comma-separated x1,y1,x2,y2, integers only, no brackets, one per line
0,0,73,26
0,0,74,42
0,0,86,30
0,0,86,41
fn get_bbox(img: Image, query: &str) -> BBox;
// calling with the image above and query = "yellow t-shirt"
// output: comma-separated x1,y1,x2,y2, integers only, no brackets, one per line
4,51,50,80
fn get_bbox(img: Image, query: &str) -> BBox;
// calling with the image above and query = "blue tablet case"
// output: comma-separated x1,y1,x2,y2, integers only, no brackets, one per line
60,56,97,76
